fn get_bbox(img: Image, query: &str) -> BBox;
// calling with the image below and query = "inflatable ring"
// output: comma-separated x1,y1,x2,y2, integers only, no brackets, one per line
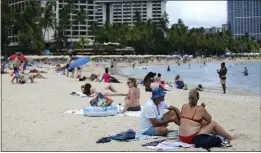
83,105,117,117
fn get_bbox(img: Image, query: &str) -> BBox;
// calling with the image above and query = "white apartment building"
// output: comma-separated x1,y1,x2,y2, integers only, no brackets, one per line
7,0,166,46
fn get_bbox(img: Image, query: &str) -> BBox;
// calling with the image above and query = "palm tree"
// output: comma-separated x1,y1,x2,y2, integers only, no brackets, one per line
41,0,56,43
13,0,45,52
77,36,88,52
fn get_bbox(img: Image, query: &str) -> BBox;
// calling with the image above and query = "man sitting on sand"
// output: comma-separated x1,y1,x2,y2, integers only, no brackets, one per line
140,88,181,136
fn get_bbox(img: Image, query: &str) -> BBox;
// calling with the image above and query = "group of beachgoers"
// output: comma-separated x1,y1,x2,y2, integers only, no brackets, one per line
77,62,233,145
10,54,47,84
80,76,233,144
143,71,203,92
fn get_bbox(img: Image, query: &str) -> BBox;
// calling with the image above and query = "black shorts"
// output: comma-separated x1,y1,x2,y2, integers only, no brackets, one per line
65,64,69,69
68,68,74,72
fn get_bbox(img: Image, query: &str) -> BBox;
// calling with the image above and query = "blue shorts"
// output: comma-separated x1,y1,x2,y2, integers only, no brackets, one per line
143,127,158,136
142,119,168,136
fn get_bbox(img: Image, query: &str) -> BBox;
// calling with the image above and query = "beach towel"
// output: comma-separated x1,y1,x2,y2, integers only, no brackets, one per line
117,111,141,117
64,109,84,115
143,140,195,151
70,92,89,98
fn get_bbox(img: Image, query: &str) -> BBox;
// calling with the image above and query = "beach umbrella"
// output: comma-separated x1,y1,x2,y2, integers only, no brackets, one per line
68,56,90,70
9,54,28,61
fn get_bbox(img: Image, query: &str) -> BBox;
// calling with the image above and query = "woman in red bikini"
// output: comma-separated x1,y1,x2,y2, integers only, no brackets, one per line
179,89,233,144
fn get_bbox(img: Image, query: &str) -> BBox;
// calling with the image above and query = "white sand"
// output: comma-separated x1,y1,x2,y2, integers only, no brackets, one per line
1,63,260,151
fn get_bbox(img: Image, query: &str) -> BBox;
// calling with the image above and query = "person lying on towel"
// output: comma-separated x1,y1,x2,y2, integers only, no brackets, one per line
140,88,181,136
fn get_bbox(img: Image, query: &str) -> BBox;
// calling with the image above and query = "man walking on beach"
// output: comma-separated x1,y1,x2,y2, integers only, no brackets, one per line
63,54,73,76
140,88,181,136
217,62,227,94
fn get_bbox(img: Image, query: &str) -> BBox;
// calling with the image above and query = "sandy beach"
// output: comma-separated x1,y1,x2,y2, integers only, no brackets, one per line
1,61,261,151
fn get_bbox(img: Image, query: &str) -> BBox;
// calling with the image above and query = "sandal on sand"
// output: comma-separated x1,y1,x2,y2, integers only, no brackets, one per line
96,137,111,143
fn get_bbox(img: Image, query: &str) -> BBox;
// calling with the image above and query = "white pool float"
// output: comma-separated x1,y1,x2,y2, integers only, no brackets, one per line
83,106,117,117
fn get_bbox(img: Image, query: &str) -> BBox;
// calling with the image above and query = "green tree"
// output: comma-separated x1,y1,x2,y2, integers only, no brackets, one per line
41,0,56,43
77,36,89,52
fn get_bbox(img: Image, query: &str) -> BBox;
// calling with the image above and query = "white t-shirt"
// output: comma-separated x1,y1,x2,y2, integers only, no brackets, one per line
140,99,170,133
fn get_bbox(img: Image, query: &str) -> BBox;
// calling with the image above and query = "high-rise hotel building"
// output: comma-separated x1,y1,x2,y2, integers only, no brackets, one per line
227,0,261,40
7,0,166,46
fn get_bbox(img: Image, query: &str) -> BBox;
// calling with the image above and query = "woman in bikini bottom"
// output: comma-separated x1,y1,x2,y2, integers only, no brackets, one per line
179,89,233,144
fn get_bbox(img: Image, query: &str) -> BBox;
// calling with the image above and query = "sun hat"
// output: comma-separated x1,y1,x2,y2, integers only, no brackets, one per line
151,88,166,100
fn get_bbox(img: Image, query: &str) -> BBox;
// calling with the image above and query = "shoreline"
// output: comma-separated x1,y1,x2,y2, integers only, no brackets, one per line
111,59,261,97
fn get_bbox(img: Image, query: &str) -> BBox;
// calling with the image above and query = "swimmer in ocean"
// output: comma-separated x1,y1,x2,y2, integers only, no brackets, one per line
243,67,248,76
167,65,170,72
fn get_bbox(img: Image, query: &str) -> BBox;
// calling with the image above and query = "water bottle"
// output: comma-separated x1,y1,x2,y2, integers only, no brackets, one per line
118,103,122,114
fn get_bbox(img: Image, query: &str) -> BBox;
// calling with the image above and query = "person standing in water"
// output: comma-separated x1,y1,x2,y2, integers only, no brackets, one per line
243,67,248,76
217,62,227,94
167,65,170,72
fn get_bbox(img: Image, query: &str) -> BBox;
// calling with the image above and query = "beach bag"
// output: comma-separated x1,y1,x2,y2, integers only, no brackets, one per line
90,93,113,107
192,134,222,151
175,81,184,89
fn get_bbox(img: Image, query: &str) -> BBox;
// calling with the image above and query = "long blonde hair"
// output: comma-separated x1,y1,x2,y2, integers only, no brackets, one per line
188,89,199,107
128,78,137,88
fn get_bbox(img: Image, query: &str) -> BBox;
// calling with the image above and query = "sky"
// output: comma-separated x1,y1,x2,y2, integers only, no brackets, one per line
166,1,227,28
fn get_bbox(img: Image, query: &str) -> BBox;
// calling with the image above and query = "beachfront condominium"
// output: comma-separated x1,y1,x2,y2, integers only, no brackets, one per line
7,0,166,46
227,0,261,40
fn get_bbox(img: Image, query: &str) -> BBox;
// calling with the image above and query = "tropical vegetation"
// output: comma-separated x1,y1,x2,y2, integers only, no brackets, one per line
1,0,260,56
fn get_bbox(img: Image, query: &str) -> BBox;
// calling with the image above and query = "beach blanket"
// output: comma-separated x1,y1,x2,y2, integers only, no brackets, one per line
70,92,89,98
53,71,63,76
117,111,141,117
143,140,194,151
64,109,84,115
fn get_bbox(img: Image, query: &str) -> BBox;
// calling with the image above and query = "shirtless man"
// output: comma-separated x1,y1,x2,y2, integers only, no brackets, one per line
217,62,227,94
63,54,73,76
11,55,20,83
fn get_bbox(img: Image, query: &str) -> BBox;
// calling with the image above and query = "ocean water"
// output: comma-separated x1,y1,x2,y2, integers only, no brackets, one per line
117,61,261,95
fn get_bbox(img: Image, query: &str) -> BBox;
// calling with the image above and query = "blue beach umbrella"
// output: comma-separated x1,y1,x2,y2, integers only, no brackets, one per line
68,56,90,70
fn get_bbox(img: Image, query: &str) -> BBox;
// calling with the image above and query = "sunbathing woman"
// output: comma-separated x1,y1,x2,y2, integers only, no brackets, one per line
100,68,121,83
179,89,233,144
81,83,125,97
123,78,141,112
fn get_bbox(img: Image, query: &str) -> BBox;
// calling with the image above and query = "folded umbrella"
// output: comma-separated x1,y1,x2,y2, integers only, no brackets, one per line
68,56,90,70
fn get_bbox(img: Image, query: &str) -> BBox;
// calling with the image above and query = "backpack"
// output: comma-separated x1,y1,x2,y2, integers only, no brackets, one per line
192,134,222,151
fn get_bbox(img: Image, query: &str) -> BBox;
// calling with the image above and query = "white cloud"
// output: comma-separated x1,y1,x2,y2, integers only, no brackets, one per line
166,1,227,28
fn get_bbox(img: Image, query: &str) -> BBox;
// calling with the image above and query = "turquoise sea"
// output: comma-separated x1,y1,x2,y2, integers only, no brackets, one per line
117,61,261,95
